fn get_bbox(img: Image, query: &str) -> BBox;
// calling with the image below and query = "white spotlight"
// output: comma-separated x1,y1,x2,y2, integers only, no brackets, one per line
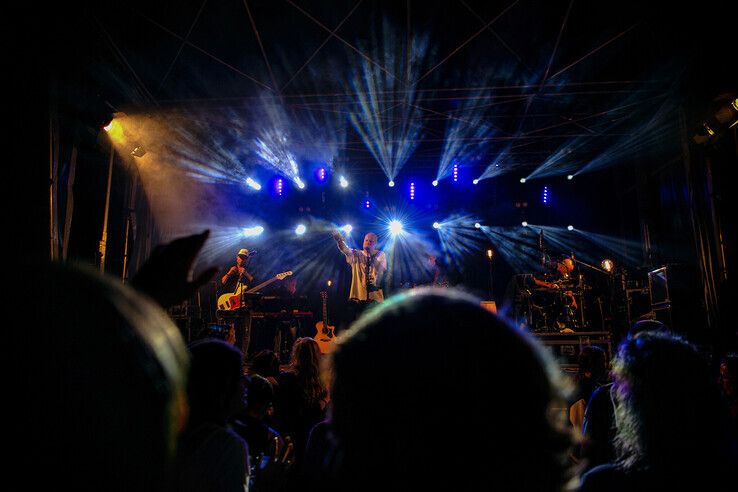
432,222,441,229
339,176,349,188
520,178,527,183
474,222,481,229
243,226,264,237
567,175,574,180
295,224,307,235
473,179,479,185
567,225,574,231
389,220,403,235
246,177,262,190
432,180,439,187
295,177,306,189
341,224,353,234
388,180,395,187
521,221,528,227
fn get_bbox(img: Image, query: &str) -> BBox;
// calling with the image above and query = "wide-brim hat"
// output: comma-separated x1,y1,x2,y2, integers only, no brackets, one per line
237,248,250,257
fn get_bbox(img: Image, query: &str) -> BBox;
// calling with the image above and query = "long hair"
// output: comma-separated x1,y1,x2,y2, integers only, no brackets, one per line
288,337,326,407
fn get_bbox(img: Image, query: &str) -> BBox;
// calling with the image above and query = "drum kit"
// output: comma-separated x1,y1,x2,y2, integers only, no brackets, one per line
511,251,595,332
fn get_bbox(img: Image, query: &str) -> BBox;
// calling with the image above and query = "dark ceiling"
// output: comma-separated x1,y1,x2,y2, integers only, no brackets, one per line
48,0,735,178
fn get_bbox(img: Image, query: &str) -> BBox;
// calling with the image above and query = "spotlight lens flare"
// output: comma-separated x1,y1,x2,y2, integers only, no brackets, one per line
246,177,262,190
341,224,353,234
601,259,615,272
389,220,403,235
295,224,307,235
339,176,349,188
243,226,264,237
432,222,441,229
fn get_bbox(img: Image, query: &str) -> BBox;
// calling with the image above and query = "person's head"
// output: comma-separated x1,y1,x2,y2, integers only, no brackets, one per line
362,233,378,252
578,345,608,382
245,374,274,417
628,318,668,338
612,330,727,470
27,263,189,490
290,337,321,375
329,288,573,491
187,339,245,426
556,257,574,276
236,248,249,266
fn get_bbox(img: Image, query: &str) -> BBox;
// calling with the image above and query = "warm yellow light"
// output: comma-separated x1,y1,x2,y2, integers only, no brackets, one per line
486,249,494,259
601,259,614,272
327,279,333,287
732,98,738,111
104,118,125,142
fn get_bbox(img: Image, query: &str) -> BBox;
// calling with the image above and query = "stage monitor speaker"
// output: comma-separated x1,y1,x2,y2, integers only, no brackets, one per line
647,264,702,339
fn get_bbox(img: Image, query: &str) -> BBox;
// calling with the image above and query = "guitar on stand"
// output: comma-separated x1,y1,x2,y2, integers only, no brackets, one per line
314,291,336,354
217,271,293,310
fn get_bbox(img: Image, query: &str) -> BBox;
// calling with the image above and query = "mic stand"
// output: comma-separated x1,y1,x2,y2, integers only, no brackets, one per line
571,257,611,275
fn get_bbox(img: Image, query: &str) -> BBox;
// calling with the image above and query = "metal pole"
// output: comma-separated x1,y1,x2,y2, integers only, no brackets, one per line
99,142,115,272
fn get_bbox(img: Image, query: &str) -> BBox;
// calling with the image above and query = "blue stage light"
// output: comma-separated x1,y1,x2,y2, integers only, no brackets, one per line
339,176,349,188
453,163,458,182
315,167,327,183
542,185,549,204
364,199,371,209
275,178,283,196
409,182,415,200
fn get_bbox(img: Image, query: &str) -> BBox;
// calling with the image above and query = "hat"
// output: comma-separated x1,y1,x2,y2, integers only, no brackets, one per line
237,248,250,257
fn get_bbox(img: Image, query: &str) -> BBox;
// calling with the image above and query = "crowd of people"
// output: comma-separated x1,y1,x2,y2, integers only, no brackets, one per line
25,231,737,491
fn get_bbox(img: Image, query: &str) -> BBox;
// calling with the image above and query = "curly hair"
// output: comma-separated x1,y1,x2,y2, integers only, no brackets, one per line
612,330,726,470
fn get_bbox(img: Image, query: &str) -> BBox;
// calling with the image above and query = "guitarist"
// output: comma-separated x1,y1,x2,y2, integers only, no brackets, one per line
219,248,255,355
221,248,255,290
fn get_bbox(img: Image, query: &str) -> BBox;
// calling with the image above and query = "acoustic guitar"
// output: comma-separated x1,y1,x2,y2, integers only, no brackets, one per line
314,291,336,354
217,271,293,310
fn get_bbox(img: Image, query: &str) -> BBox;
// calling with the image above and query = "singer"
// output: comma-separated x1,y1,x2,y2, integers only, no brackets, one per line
332,230,387,323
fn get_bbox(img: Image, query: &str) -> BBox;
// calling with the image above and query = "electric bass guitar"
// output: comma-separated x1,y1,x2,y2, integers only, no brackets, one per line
314,291,336,354
217,271,293,310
